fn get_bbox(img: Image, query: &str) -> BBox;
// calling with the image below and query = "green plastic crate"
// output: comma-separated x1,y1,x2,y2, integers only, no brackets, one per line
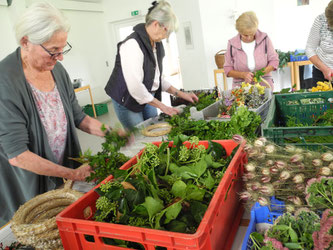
83,103,108,117
262,91,333,149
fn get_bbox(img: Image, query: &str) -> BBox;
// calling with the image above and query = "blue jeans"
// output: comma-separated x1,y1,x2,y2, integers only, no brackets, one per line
112,99,158,130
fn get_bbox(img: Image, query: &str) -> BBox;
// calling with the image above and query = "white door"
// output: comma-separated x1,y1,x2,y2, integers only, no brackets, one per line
109,18,183,91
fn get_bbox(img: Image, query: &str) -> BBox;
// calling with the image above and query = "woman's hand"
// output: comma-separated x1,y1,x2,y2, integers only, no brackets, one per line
71,164,94,181
322,67,333,81
243,72,254,83
160,105,179,117
182,92,199,103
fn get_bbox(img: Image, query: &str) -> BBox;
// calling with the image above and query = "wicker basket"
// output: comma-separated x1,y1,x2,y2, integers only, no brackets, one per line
215,49,226,68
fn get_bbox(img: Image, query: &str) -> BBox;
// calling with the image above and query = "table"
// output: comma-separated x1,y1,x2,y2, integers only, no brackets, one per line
74,85,97,118
292,60,312,90
214,69,228,93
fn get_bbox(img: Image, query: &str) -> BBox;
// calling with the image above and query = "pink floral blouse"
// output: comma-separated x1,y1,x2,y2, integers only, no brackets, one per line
30,83,68,164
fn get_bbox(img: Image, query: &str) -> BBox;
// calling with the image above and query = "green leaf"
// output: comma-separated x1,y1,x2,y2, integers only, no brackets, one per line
207,140,226,160
284,242,302,249
132,204,149,217
190,200,207,224
191,157,207,178
169,163,198,179
141,197,164,221
200,171,215,189
147,168,158,188
164,201,182,224
171,180,187,198
288,227,298,243
186,184,205,201
165,220,187,233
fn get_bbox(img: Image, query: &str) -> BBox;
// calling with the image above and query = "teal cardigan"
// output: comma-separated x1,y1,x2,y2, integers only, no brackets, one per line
0,48,86,226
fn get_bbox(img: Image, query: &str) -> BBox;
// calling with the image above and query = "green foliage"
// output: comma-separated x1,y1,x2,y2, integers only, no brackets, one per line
306,177,333,210
265,211,320,250
276,50,292,69
93,136,236,239
166,107,261,140
284,110,333,144
73,125,131,183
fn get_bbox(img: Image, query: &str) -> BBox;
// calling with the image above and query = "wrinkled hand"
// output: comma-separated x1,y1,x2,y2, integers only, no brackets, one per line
183,92,199,103
243,72,254,83
322,67,333,81
71,164,94,181
115,128,128,137
161,105,180,117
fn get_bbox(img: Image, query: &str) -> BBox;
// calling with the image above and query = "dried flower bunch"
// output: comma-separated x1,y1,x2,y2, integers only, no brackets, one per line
218,83,267,118
236,136,333,213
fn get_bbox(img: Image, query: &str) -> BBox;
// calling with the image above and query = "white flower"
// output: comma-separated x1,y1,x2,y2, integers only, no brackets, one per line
312,159,323,167
285,204,295,213
295,148,304,154
239,191,252,201
258,197,269,206
265,145,276,154
280,170,291,180
245,162,256,172
329,162,333,170
266,160,274,167
254,139,265,148
257,153,266,160
247,149,259,158
261,176,271,183
258,137,267,144
269,166,279,174
290,154,304,163
244,172,256,180
293,174,305,184
305,152,314,158
319,167,331,176
296,184,305,191
288,196,302,206
275,161,287,170
250,182,261,191
244,144,253,152
285,145,296,153
261,168,270,176
259,184,274,195
321,152,333,162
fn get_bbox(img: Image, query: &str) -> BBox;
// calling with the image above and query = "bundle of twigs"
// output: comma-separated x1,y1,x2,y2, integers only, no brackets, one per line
11,183,83,249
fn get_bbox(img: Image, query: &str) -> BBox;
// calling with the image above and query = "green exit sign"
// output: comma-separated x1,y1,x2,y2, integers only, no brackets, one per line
131,10,140,16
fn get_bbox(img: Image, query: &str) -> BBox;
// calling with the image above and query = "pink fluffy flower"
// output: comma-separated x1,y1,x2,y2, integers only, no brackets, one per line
264,237,288,250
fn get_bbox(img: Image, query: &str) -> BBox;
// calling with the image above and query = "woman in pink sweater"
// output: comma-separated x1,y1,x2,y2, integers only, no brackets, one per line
224,11,279,90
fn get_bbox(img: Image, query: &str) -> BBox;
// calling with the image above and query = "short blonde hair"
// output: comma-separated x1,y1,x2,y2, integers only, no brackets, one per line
145,0,178,35
325,0,333,28
236,11,258,34
15,2,70,45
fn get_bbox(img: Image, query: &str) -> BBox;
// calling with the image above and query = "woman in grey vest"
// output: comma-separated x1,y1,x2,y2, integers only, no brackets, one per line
0,2,125,227
105,0,198,130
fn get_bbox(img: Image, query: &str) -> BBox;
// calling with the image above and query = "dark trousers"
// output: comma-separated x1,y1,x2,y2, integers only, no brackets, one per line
312,66,326,86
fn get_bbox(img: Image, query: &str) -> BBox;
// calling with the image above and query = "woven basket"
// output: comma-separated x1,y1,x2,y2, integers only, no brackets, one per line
215,49,226,69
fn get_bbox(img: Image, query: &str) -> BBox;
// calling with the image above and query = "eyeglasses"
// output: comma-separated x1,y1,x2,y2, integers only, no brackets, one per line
40,42,72,58
159,23,169,33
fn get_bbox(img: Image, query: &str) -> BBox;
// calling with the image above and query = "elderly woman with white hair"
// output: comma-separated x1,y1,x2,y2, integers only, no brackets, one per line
224,11,279,89
105,0,198,130
0,2,124,226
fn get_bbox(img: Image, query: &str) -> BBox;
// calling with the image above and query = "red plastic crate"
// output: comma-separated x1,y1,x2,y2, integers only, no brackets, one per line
56,140,247,250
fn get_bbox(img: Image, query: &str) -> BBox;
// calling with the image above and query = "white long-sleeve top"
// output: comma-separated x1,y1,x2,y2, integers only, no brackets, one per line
306,13,333,69
119,38,172,105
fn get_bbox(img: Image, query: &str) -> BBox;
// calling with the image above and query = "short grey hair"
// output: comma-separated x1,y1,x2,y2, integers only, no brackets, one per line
145,0,179,35
15,2,70,45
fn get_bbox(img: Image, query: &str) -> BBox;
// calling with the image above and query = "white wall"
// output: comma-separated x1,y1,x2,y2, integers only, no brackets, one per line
199,0,331,92
0,0,111,105
1,0,332,104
